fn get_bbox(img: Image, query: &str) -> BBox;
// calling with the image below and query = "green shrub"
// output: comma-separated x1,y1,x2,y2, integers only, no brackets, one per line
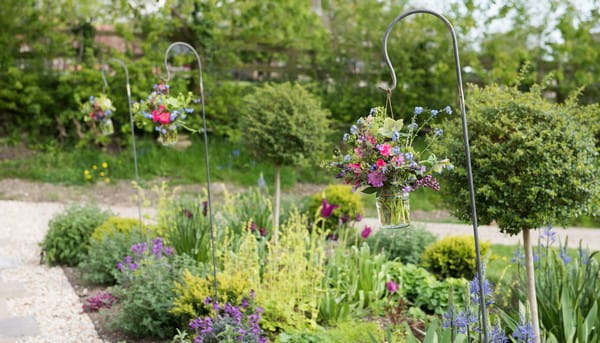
366,226,437,264
387,262,466,315
420,235,490,280
307,184,364,233
112,245,204,338
40,204,111,266
277,321,386,343
90,217,141,242
79,226,146,285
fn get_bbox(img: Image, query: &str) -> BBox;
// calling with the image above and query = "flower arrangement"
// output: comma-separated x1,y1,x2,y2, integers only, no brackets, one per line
332,106,453,228
133,82,195,146
81,94,115,135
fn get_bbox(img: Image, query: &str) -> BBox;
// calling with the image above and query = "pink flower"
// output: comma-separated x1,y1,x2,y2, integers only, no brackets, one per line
378,144,392,156
386,280,398,293
356,214,363,222
157,112,171,125
348,163,361,174
361,226,372,238
366,136,377,145
321,198,339,218
367,170,385,187
354,147,363,157
376,159,386,168
392,155,405,166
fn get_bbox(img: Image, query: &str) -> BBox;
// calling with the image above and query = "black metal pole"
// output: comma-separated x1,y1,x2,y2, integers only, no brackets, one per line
163,42,218,301
382,9,489,341
102,59,144,229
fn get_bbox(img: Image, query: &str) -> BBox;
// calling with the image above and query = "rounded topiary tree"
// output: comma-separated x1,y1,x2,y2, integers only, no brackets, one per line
241,82,331,242
437,83,599,342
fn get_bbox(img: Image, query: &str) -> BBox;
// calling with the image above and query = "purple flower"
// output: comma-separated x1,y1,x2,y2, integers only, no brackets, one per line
259,228,267,237
248,221,257,232
202,201,208,217
340,214,350,224
367,170,385,188
204,296,212,305
470,276,494,305
560,249,572,264
361,226,372,239
386,280,398,293
131,242,148,256
164,246,174,256
491,325,509,343
320,198,339,218
355,213,363,222
182,208,193,219
540,225,556,247
512,320,536,342
117,262,124,271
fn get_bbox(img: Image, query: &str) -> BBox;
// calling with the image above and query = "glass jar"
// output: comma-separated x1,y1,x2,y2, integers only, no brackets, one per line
376,191,410,229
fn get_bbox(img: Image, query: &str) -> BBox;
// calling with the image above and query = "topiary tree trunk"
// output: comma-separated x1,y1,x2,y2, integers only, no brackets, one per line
523,228,541,343
273,164,281,244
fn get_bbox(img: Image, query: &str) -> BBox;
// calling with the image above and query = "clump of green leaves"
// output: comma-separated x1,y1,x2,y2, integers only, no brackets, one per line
437,83,599,235
365,225,437,265
420,235,490,280
41,204,111,266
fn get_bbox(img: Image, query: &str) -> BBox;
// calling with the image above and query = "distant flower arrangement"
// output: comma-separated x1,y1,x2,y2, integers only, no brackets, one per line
82,94,115,135
133,83,195,146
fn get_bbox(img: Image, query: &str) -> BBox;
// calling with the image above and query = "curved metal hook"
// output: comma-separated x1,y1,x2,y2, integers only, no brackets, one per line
100,64,109,92
382,9,489,341
163,42,217,300
103,58,143,229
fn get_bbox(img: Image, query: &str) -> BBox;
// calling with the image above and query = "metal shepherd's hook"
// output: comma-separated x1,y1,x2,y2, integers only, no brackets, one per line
101,60,143,230
382,9,489,341
163,42,218,301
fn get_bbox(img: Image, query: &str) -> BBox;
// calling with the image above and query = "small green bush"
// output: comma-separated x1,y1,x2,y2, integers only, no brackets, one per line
277,321,386,343
79,226,146,285
366,226,437,264
90,217,141,242
420,235,490,280
40,204,111,266
307,184,364,232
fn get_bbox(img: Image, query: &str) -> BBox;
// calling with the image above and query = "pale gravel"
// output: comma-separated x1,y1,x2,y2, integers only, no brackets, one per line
0,200,151,343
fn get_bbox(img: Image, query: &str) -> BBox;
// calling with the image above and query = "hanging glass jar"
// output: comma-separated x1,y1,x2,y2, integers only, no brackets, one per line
376,191,410,229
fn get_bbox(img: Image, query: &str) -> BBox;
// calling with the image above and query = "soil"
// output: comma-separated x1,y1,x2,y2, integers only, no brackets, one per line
61,266,163,343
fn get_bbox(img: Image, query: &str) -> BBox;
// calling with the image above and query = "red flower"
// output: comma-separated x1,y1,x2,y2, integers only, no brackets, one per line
320,198,339,218
376,159,386,168
157,112,171,125
378,144,392,156
259,228,267,237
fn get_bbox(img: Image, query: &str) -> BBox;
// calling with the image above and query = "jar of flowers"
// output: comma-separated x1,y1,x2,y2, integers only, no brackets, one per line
82,94,115,136
133,83,195,146
331,106,453,228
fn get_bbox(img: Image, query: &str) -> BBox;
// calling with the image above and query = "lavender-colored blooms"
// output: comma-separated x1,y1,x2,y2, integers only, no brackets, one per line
407,122,418,130
470,275,494,305
512,320,536,343
540,225,556,247
444,106,452,114
431,109,439,117
490,325,509,343
367,170,385,187
131,242,148,256
560,249,572,264
414,106,423,115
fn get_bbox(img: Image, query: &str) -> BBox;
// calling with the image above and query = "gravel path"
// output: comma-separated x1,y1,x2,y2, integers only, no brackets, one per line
0,200,143,343
0,199,597,342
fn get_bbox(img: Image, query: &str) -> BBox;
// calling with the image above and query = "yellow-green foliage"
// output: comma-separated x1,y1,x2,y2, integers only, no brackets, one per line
420,235,490,280
308,184,363,229
257,210,327,332
90,217,140,242
171,232,260,322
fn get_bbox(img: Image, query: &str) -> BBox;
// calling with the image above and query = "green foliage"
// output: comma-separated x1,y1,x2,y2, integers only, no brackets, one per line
40,204,111,266
420,235,490,280
366,226,437,265
90,216,140,242
277,321,385,343
257,211,327,332
80,226,146,285
112,253,204,338
222,187,272,237
319,243,388,324
437,83,599,235
387,262,466,315
307,184,364,232
500,240,600,342
240,82,332,168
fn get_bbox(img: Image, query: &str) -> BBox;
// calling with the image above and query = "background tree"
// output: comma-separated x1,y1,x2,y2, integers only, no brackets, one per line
436,82,599,342
240,82,331,242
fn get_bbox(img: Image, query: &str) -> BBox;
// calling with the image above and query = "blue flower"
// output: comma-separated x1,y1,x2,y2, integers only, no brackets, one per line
447,164,454,170
343,133,349,141
350,125,358,134
257,173,267,189
414,106,423,115
392,146,401,155
143,112,152,119
407,122,418,130
170,113,177,121
184,108,194,113
444,105,452,114
560,249,572,264
540,225,556,247
404,152,414,161
161,128,167,134
343,155,351,162
391,131,400,141
511,248,524,264
490,325,508,343
193,98,201,104
470,276,494,305
232,149,240,157
434,128,443,136
512,319,536,343
357,118,364,125
89,96,95,104
431,109,439,117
